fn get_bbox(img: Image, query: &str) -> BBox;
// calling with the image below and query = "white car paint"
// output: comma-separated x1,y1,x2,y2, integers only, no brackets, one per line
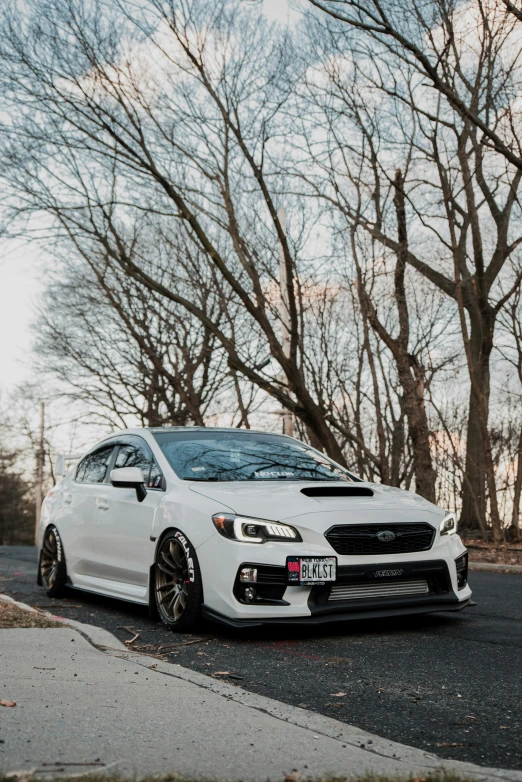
39,427,472,627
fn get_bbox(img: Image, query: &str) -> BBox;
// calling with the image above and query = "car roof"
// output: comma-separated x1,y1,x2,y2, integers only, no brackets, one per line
145,426,286,436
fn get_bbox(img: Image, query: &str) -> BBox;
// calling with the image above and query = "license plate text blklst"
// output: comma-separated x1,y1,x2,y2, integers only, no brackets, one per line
302,561,334,580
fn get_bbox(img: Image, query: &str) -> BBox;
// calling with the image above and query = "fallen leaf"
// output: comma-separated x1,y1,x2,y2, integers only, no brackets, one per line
330,692,346,697
0,700,16,707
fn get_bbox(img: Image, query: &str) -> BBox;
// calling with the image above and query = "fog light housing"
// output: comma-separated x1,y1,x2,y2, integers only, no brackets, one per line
244,586,257,602
455,553,468,590
240,567,258,583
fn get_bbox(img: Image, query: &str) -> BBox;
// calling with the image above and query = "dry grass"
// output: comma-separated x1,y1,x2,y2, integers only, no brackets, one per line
0,772,480,782
0,600,65,629
463,538,522,566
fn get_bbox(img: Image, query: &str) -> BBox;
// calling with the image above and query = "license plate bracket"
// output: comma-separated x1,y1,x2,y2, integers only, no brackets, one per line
287,556,337,585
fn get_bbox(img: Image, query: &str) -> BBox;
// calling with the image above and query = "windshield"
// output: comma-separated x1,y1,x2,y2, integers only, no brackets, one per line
152,430,355,482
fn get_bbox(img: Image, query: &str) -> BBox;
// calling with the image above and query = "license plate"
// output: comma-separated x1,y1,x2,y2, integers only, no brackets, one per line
287,556,337,585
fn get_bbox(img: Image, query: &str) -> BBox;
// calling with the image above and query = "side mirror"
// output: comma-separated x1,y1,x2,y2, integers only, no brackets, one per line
110,467,147,503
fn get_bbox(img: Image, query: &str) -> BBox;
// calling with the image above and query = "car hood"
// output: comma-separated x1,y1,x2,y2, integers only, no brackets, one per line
189,481,443,524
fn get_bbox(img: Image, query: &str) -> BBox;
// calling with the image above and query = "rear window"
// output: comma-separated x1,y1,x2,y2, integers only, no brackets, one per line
152,430,354,483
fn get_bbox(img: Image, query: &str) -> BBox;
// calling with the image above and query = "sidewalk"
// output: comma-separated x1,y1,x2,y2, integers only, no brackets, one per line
1,600,521,781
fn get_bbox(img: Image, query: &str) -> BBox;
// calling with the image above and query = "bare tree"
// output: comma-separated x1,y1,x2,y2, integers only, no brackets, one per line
36,241,233,428
306,0,522,172
0,0,353,461
294,14,522,537
349,171,437,501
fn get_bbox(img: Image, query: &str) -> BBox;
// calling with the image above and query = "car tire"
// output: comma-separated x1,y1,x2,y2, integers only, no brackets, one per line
39,525,68,598
154,530,203,632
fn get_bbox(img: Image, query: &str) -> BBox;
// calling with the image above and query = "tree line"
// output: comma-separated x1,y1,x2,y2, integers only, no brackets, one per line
1,0,522,541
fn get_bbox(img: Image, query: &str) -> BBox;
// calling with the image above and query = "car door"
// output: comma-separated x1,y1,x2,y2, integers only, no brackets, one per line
94,435,165,592
62,443,116,582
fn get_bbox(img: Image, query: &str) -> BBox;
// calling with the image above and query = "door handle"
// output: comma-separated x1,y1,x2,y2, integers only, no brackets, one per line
63,494,72,505
96,499,110,511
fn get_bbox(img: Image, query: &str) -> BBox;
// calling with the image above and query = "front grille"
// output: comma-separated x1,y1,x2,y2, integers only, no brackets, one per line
325,523,435,555
328,579,429,602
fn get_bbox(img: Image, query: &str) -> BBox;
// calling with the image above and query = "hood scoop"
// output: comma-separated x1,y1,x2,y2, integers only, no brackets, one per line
300,486,374,498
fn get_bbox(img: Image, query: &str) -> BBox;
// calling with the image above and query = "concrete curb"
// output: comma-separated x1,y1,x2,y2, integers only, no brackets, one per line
2,593,522,781
469,561,522,573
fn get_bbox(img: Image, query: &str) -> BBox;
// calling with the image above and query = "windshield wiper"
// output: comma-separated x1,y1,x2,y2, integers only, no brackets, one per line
183,477,220,482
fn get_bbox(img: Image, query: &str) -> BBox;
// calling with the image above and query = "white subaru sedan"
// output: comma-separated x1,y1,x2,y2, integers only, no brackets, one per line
38,427,472,631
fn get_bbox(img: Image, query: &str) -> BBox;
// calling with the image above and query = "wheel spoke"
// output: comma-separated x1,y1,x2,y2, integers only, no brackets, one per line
156,582,175,592
171,541,183,568
157,562,177,577
173,594,183,620
161,551,177,572
160,590,177,606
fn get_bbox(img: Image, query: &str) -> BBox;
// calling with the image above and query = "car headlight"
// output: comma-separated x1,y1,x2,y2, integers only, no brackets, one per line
440,512,457,536
212,513,302,543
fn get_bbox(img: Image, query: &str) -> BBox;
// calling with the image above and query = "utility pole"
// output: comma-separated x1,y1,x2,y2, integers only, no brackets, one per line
34,402,45,545
278,206,293,437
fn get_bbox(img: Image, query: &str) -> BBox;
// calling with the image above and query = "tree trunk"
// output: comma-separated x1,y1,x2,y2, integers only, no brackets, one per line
508,425,522,542
395,356,437,503
460,310,494,535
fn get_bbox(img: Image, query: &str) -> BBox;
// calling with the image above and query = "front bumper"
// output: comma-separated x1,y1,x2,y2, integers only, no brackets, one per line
197,531,472,623
202,556,472,627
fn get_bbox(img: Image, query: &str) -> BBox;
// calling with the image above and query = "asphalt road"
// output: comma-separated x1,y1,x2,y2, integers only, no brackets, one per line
1,545,521,772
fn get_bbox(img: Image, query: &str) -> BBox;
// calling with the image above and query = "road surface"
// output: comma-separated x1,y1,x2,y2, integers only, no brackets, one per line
1,545,521,771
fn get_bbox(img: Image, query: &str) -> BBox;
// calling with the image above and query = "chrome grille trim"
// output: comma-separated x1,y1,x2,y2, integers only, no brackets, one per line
328,579,429,602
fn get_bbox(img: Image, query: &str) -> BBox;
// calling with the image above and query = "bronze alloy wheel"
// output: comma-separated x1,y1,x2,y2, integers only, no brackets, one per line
40,526,67,597
154,531,202,631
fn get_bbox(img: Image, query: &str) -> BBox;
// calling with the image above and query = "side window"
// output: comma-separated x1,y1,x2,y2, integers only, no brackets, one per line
77,446,114,484
148,458,164,489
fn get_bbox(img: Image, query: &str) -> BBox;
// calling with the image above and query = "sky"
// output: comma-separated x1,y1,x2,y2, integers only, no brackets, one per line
0,0,299,402
0,243,44,392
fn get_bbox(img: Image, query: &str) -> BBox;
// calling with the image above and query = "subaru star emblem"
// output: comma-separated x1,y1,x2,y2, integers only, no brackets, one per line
377,530,397,543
